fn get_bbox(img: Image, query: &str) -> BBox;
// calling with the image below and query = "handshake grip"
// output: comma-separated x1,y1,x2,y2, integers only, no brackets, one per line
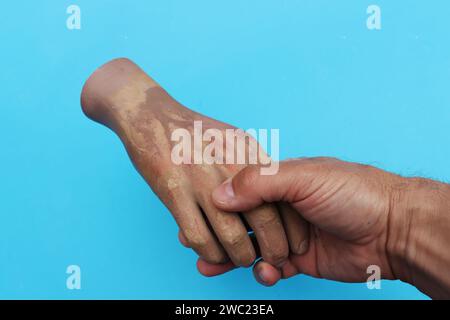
80,58,310,268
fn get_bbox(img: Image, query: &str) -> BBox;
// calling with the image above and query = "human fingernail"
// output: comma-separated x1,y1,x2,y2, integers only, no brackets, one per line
256,267,269,285
212,178,235,204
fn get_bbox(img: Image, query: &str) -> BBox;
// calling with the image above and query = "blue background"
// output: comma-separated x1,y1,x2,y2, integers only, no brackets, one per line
1,0,448,299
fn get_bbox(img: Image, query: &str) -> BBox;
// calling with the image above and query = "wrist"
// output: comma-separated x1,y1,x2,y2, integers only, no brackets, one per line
387,176,450,298
80,58,159,128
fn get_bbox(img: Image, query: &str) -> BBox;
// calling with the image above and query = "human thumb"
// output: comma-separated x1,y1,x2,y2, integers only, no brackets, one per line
212,161,299,212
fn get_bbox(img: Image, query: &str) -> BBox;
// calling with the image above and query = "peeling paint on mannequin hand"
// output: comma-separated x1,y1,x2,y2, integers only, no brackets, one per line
80,58,309,267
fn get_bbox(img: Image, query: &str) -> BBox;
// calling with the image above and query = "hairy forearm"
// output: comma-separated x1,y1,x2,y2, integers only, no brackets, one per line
388,177,450,299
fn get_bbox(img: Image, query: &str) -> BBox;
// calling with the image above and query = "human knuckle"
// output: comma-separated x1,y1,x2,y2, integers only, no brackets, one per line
239,167,259,188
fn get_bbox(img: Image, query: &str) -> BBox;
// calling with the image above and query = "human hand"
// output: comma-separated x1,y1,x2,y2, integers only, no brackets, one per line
80,58,309,267
197,157,450,299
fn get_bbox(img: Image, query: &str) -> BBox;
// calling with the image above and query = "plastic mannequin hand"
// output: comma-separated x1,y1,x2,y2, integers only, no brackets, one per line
80,58,309,267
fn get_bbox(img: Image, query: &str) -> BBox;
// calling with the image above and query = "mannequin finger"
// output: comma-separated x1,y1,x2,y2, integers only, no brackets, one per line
243,203,289,267
277,202,310,255
168,191,228,264
198,194,256,267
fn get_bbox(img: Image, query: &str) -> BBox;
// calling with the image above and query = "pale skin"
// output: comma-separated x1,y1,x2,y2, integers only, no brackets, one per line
193,157,450,299
80,58,309,268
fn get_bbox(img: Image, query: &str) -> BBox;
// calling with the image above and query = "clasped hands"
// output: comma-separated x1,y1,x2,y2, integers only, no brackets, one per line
81,58,450,298
81,58,308,273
